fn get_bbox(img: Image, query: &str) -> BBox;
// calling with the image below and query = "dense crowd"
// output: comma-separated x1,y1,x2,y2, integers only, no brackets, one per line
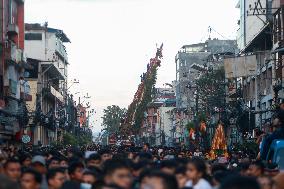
0,141,283,189
0,107,284,189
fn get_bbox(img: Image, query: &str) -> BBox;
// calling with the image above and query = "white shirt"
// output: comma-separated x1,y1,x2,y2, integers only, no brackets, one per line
185,178,212,189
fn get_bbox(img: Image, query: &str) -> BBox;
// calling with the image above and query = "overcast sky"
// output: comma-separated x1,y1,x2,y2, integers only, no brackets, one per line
25,0,239,133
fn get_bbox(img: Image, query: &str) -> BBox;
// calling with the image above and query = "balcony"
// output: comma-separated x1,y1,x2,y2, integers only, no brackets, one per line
5,42,23,64
3,79,18,98
42,85,64,103
7,24,19,36
55,42,68,62
20,81,32,101
41,61,65,80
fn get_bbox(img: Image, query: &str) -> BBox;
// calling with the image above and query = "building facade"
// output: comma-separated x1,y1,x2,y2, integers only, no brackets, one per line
225,0,275,134
174,39,237,145
0,0,31,142
24,23,70,145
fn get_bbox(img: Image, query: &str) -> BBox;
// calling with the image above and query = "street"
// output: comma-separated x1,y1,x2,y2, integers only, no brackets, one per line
0,0,284,189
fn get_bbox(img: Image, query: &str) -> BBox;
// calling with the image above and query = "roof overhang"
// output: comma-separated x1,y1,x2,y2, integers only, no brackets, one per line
240,22,271,53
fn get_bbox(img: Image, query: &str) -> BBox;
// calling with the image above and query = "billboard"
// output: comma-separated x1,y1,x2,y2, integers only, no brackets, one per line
224,55,257,78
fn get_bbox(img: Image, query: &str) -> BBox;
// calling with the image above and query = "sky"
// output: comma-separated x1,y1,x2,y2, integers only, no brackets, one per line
25,0,239,133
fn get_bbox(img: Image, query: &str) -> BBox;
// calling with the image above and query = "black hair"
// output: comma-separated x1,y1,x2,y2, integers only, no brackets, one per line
68,161,84,175
175,166,186,175
211,163,227,175
103,159,130,176
187,157,211,182
188,157,207,177
144,143,150,148
239,162,250,171
251,160,265,174
83,170,96,177
87,153,101,162
47,168,65,181
132,160,150,171
22,168,42,183
160,160,177,169
47,156,60,166
19,153,32,164
137,152,152,160
99,149,111,156
4,158,20,168
140,171,178,189
213,170,234,184
220,175,260,189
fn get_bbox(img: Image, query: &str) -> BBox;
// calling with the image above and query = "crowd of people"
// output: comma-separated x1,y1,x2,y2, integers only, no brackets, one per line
0,107,284,189
0,141,282,189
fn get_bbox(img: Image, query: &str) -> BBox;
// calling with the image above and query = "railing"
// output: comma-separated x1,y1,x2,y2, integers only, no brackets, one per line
56,41,68,62
20,81,32,101
5,42,23,63
42,85,64,103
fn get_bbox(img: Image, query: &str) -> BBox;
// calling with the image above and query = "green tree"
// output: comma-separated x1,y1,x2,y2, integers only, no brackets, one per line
102,105,127,135
62,130,93,146
196,66,226,118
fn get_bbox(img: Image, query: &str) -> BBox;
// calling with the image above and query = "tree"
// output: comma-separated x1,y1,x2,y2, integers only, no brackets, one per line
195,66,226,120
102,105,127,135
62,130,93,146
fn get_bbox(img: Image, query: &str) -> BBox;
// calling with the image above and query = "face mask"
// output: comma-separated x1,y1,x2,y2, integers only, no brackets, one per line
80,183,92,189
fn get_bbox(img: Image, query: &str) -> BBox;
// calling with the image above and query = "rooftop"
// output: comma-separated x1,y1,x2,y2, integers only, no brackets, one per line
25,23,71,43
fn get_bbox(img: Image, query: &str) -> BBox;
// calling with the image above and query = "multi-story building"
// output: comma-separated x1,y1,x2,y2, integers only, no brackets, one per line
174,39,237,144
140,86,176,146
175,39,237,110
24,23,70,145
0,0,32,142
271,0,284,101
225,0,275,133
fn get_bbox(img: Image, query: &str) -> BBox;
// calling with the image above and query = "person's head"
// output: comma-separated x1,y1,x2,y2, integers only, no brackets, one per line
0,174,20,189
4,158,21,182
47,168,66,189
59,158,68,168
31,155,46,175
68,161,84,182
87,153,102,168
160,160,177,175
257,176,273,189
21,168,42,189
82,170,97,185
220,175,260,189
248,161,265,177
143,143,150,152
20,154,32,167
212,171,231,188
48,156,60,169
132,161,149,178
99,149,112,162
103,159,132,189
239,162,250,176
211,163,227,175
186,157,207,183
140,171,178,189
175,166,187,189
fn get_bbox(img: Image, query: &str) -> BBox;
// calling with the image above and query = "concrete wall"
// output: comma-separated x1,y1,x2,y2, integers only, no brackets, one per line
26,79,37,112
237,0,270,50
24,30,46,60
245,0,268,46
157,107,175,146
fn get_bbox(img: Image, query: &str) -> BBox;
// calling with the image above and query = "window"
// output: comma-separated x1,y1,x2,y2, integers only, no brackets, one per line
25,33,42,40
